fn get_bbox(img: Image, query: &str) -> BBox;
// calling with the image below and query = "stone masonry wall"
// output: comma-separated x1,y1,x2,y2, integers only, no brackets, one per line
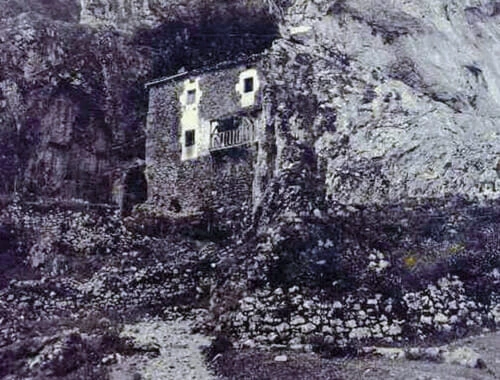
211,147,257,232
145,81,180,212
197,63,263,120
145,60,266,220
219,277,500,351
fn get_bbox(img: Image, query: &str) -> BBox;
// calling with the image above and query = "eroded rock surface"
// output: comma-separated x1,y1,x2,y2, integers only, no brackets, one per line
263,0,500,206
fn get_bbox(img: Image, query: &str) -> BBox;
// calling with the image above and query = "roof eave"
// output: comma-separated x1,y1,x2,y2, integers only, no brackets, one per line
144,52,266,90
144,72,189,89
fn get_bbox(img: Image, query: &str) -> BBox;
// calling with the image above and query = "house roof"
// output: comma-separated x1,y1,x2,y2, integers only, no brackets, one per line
144,52,265,89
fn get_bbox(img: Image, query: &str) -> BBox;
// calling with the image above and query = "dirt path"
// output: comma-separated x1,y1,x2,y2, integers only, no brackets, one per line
108,320,499,380
109,318,215,380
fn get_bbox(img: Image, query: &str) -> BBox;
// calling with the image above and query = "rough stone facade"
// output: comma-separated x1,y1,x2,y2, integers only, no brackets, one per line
145,58,268,226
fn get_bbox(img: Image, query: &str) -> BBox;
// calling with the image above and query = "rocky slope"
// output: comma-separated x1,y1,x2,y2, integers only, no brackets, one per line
0,0,499,377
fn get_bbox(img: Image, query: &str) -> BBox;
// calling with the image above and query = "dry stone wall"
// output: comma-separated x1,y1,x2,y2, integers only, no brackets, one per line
209,195,500,349
219,277,500,350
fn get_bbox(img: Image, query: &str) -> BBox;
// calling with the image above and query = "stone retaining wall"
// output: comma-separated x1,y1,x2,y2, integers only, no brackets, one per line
219,275,500,350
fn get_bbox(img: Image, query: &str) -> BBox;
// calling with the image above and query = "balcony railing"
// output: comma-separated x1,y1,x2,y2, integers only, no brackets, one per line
209,122,255,151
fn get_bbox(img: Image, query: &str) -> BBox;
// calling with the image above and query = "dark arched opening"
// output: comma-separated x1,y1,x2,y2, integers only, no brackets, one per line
122,167,147,216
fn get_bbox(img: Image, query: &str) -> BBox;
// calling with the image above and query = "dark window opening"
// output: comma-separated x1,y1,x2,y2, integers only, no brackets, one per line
185,130,195,147
169,198,182,213
243,77,254,93
187,89,196,104
215,116,241,132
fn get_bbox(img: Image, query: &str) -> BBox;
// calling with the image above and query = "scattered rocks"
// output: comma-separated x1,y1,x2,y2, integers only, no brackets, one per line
110,319,215,380
365,344,489,373
371,347,405,360
274,354,288,362
443,347,486,369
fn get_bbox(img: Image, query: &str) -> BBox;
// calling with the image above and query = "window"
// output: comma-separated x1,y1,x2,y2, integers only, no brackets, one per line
186,89,196,104
185,130,195,147
243,77,254,93
217,116,240,132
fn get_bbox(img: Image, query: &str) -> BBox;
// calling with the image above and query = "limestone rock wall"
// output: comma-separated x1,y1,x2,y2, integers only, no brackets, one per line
266,0,500,206
5,0,499,208
0,10,153,201
79,0,279,28
0,0,80,22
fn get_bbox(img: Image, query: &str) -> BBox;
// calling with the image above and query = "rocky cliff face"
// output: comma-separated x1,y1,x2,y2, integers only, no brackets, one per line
0,5,152,201
265,0,500,207
79,0,281,28
0,1,499,364
230,0,500,308
0,0,498,207
0,0,80,22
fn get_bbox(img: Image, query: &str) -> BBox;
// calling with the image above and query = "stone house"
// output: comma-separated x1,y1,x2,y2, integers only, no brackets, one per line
144,56,270,229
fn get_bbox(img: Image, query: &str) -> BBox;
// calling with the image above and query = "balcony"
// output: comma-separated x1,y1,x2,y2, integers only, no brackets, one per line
209,117,255,151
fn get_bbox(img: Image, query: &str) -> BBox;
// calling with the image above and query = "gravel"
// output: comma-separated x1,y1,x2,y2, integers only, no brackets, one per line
110,318,215,380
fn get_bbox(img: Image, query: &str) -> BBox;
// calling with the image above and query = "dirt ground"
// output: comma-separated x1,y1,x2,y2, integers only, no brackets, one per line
337,332,499,380
104,318,499,380
211,331,500,380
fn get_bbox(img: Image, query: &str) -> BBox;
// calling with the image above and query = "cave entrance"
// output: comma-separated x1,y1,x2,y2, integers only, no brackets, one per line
122,167,147,216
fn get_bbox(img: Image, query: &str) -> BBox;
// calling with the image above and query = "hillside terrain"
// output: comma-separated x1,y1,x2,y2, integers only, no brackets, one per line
0,0,499,379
